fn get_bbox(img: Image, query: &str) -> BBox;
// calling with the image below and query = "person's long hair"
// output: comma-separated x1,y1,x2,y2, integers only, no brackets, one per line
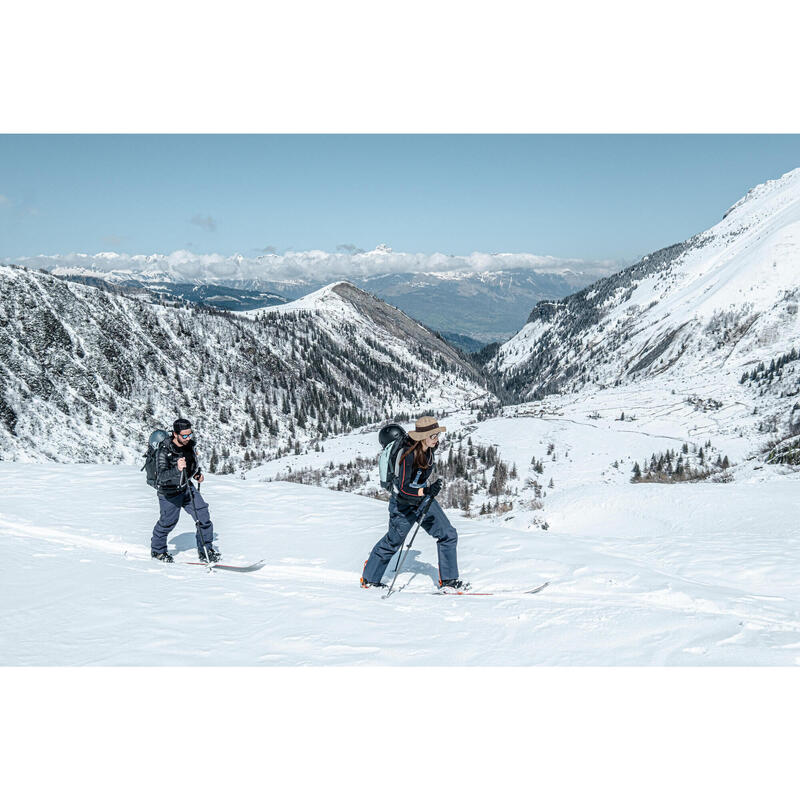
402,437,433,471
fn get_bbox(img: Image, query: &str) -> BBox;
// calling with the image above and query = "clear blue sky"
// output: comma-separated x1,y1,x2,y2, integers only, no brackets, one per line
2,134,800,262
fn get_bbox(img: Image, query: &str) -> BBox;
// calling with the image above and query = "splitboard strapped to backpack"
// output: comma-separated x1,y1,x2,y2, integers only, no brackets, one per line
378,423,407,493
142,429,170,489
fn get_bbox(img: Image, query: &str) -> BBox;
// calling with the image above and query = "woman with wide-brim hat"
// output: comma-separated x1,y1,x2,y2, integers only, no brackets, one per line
361,415,469,591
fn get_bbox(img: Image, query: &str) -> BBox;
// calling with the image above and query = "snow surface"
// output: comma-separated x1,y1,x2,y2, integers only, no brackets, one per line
4,394,800,666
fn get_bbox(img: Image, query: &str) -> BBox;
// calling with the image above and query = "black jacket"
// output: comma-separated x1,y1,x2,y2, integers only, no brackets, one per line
394,442,435,508
155,438,201,497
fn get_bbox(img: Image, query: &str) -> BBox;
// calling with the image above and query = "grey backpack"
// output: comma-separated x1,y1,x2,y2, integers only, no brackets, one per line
378,424,407,490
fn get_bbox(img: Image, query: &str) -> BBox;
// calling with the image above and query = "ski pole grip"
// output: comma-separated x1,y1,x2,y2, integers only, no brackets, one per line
417,493,434,519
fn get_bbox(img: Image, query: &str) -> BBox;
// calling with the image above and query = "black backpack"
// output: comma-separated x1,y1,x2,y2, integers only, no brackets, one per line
142,429,169,489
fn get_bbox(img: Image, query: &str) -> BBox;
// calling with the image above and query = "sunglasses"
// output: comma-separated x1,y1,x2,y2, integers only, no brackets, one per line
178,432,193,440
428,433,439,440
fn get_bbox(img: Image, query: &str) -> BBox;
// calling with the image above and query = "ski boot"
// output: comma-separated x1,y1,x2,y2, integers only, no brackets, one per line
439,578,472,593
360,558,386,588
151,550,174,563
198,545,222,563
361,579,387,588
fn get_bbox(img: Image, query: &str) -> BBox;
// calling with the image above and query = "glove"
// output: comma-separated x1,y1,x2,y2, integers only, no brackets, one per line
423,479,443,498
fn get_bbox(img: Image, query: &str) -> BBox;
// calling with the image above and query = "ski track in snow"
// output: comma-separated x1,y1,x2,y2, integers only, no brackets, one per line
3,393,800,666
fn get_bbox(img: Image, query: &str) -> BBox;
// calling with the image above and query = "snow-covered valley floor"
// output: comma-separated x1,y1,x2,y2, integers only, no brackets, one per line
3,404,800,665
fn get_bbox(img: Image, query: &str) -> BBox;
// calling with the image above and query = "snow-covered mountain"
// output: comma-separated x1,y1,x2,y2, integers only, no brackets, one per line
0,266,493,468
14,247,622,342
494,167,800,418
243,280,492,393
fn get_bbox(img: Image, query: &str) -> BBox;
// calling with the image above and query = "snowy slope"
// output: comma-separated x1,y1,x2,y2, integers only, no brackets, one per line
494,167,800,413
4,393,800,666
3,464,799,665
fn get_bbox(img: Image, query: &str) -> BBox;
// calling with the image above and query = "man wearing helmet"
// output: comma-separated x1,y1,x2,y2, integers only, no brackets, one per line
150,417,220,563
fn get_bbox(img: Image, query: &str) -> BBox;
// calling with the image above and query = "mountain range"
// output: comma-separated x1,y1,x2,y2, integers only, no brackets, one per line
13,247,622,343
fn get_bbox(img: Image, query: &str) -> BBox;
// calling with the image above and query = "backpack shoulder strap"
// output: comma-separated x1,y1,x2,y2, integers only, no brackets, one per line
392,444,408,493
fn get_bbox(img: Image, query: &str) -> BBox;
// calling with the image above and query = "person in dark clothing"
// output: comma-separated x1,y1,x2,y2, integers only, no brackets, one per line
361,415,468,591
150,418,220,563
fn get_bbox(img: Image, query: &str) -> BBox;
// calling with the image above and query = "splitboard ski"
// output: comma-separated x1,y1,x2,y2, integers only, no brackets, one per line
384,580,550,598
184,560,265,573
123,551,265,573
433,581,550,597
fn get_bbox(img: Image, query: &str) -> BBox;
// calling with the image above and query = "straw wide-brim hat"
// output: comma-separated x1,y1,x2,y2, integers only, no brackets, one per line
408,416,447,441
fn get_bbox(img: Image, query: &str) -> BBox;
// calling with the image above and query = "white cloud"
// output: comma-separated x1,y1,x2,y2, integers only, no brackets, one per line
14,245,624,283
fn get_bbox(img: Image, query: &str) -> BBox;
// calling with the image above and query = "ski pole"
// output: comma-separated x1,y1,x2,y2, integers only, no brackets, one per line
384,494,435,598
184,468,212,568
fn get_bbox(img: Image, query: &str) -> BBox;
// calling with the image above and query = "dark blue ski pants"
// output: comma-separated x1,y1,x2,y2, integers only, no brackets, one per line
151,486,214,553
362,495,458,584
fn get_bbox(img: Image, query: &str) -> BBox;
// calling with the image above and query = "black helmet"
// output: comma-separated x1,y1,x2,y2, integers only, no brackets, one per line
379,423,406,448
